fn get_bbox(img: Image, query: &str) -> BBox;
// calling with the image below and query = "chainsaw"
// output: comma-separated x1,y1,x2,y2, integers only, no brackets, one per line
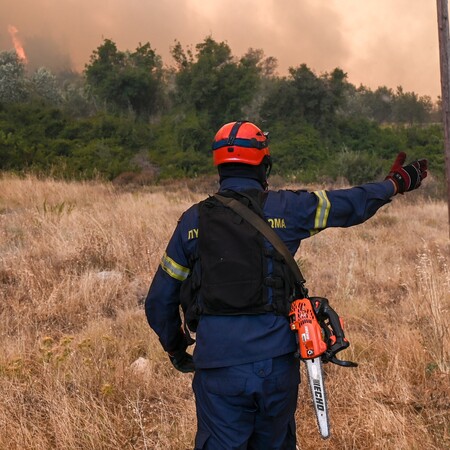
289,295,357,439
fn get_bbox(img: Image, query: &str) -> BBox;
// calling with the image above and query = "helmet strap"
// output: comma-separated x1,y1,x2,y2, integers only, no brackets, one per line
227,121,248,146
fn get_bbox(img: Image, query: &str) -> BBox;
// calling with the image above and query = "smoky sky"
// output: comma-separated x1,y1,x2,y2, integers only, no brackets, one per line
0,0,441,98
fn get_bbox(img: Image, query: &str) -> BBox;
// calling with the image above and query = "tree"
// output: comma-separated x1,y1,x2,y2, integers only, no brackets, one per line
53,70,96,118
85,39,164,118
170,37,264,129
364,86,394,123
341,85,434,125
392,86,433,124
0,51,28,103
261,64,349,129
30,67,62,105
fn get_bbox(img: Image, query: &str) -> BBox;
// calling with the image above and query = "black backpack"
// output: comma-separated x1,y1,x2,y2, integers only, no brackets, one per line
180,189,294,332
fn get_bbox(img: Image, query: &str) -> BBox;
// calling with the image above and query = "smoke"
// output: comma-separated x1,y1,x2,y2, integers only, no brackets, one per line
336,0,439,99
0,0,440,98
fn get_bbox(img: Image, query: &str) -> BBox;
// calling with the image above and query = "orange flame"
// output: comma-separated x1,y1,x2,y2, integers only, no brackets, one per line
7,25,28,63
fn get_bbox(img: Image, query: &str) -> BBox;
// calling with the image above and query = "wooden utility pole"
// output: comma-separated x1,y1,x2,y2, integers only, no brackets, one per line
437,0,450,237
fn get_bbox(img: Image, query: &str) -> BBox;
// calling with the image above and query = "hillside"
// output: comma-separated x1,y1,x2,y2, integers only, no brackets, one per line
0,38,445,185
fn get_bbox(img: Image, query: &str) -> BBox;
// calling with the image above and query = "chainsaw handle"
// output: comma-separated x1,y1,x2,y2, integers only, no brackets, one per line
312,297,344,338
325,355,358,367
309,297,358,368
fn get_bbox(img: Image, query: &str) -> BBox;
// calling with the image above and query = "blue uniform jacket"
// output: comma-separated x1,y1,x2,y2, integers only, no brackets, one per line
145,177,395,369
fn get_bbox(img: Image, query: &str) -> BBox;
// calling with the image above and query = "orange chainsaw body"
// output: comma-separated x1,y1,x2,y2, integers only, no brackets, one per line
289,298,327,359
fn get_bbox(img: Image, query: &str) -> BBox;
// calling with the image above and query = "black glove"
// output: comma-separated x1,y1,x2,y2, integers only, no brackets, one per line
385,152,428,194
168,349,195,373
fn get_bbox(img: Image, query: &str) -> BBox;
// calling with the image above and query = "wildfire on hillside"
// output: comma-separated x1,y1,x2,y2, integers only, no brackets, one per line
8,25,28,63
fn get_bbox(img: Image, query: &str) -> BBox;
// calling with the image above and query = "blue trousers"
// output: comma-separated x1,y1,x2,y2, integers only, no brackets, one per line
192,353,300,450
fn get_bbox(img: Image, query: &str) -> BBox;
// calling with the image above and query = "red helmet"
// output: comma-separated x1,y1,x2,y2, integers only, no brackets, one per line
212,121,270,166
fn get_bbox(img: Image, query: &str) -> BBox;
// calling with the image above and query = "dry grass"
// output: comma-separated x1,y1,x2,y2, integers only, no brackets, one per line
0,174,448,449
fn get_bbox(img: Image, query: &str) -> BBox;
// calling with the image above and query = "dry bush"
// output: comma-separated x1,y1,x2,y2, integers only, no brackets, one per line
0,174,448,449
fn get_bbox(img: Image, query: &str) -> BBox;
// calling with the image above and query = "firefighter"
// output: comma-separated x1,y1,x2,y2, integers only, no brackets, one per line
145,121,428,450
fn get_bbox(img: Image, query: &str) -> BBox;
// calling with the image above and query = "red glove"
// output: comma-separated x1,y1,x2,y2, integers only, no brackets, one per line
385,152,428,194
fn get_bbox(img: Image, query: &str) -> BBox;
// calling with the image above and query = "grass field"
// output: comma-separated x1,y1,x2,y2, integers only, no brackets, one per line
0,174,448,449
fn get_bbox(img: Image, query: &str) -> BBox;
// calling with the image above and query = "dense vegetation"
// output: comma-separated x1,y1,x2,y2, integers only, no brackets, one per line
0,37,445,185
